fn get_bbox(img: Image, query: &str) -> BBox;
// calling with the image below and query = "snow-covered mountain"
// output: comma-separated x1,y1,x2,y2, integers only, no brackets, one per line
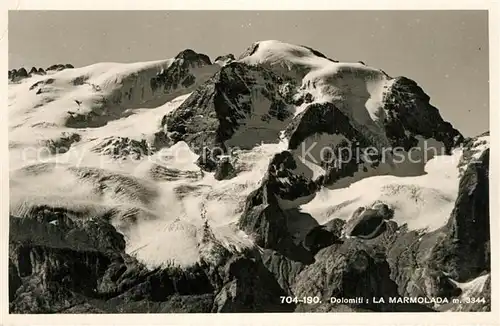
8,40,490,313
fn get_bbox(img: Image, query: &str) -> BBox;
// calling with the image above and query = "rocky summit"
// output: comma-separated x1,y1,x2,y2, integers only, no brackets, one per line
8,40,490,313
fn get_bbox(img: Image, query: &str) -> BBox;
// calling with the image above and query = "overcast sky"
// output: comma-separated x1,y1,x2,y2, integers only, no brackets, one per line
8,10,489,136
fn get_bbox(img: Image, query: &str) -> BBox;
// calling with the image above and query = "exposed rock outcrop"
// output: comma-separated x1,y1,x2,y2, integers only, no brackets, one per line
430,149,490,281
9,214,216,313
382,77,464,153
47,63,74,72
163,62,296,163
239,151,318,248
285,102,380,187
149,49,212,95
91,136,153,160
9,64,67,82
213,157,236,181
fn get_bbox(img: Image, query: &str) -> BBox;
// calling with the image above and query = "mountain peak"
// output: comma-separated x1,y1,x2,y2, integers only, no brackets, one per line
174,49,212,65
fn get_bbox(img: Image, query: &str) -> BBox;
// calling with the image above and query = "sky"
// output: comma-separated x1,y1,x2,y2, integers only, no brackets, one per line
8,10,489,136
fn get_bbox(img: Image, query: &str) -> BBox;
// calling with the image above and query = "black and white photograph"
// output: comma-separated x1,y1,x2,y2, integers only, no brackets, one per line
3,5,497,321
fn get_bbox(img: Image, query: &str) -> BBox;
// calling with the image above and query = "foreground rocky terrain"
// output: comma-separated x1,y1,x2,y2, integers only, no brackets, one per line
8,41,490,313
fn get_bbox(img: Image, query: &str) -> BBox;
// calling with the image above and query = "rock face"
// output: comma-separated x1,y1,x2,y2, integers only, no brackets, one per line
91,136,153,160
238,180,289,248
213,157,236,180
430,149,490,281
9,67,28,82
8,41,490,313
382,77,463,152
293,242,403,312
240,159,490,312
211,256,292,312
9,211,292,313
9,214,199,313
303,225,343,254
149,49,212,96
382,145,489,305
46,63,74,72
342,202,394,239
